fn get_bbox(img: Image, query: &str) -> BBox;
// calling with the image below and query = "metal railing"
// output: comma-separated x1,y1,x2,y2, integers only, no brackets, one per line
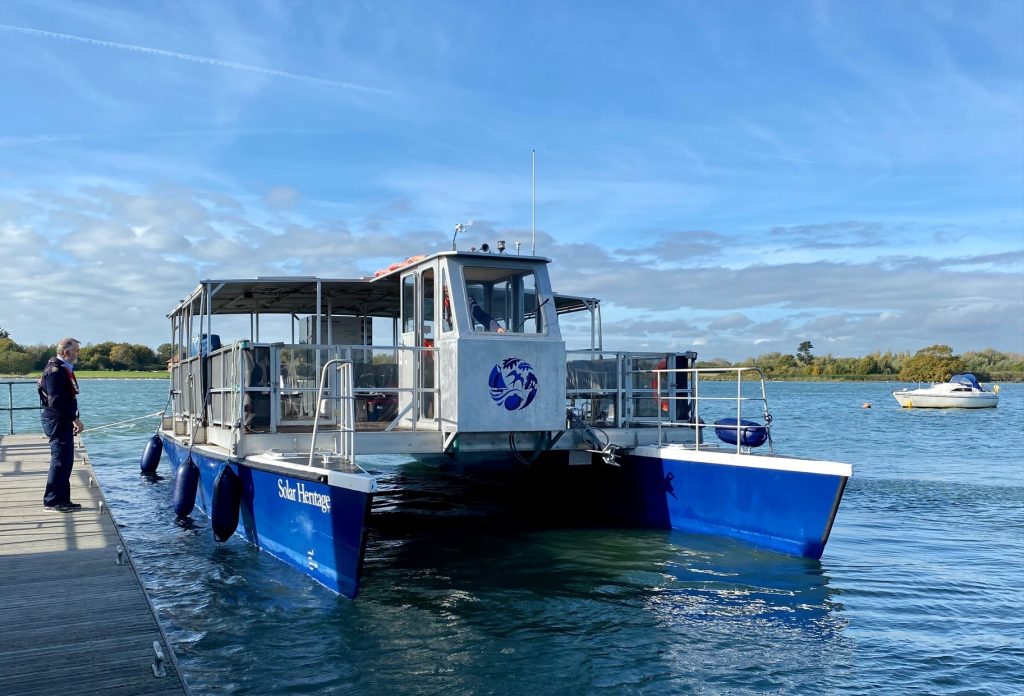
167,341,439,441
652,366,773,454
308,359,355,468
1,380,41,435
564,355,774,454
565,350,696,428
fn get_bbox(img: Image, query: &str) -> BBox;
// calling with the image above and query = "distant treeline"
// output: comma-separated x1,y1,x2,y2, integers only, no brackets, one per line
698,344,1024,383
0,330,174,374
1,330,1021,382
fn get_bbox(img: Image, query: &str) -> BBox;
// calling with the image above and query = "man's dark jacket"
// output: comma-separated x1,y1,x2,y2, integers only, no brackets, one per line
38,357,79,421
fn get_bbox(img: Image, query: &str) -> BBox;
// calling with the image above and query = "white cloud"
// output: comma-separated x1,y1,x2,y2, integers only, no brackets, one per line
264,186,301,210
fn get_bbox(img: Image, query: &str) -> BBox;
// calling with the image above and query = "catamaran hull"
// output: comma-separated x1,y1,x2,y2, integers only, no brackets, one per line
160,436,373,598
616,448,849,559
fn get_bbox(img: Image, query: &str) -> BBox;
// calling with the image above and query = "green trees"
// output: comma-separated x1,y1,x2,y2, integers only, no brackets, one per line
796,341,814,365
0,332,164,374
0,333,50,374
899,345,966,383
960,348,1024,380
695,346,1022,381
0,344,35,374
156,343,176,363
77,342,160,370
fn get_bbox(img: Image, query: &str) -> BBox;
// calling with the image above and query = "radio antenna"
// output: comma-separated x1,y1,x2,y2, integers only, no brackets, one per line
531,149,536,255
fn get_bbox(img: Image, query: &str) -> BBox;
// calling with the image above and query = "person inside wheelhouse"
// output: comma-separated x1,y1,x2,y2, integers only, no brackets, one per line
460,265,546,335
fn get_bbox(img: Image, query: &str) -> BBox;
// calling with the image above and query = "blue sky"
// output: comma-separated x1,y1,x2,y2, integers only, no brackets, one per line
1,0,1021,361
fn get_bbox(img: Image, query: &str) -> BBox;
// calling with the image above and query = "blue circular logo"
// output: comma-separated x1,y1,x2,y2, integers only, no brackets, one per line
488,357,539,411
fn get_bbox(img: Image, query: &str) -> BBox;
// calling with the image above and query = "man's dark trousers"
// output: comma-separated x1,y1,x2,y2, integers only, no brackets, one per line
41,411,74,507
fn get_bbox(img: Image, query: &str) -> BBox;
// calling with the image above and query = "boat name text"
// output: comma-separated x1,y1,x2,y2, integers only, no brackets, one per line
277,479,331,513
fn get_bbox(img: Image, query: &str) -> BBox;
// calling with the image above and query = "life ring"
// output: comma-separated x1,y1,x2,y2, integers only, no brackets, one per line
373,254,426,277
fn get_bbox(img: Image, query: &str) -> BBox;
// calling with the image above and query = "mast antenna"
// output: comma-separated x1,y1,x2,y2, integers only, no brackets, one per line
531,149,536,254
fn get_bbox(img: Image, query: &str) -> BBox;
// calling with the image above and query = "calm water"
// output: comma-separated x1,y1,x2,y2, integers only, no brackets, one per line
9,380,1023,694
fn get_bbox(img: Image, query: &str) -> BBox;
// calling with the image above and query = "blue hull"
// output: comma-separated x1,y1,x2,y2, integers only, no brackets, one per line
160,437,373,598
620,449,848,558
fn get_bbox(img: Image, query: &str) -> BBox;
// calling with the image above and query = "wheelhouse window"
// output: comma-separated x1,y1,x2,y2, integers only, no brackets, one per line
463,266,545,335
421,268,435,342
441,270,454,334
401,275,415,334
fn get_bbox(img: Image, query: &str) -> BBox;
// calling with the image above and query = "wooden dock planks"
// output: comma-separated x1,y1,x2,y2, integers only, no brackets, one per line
0,434,190,696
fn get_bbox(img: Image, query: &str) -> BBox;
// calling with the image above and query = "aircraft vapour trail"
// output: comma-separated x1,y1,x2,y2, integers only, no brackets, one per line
0,23,392,95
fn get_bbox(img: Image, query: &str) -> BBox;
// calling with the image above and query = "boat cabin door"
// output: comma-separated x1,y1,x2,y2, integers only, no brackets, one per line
399,266,437,424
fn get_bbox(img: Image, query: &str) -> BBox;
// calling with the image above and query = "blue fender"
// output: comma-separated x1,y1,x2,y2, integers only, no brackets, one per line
171,456,199,517
714,418,769,448
210,465,241,542
140,434,163,474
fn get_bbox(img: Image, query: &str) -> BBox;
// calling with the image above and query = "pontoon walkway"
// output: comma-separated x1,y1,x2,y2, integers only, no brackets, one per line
0,434,190,696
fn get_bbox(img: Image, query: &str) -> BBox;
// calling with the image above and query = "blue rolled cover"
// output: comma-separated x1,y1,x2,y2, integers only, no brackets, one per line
714,418,769,448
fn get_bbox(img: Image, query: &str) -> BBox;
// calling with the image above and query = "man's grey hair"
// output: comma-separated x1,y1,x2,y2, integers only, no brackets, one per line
56,337,80,355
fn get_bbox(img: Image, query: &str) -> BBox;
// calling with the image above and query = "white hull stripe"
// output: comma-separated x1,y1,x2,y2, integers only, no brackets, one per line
632,445,853,478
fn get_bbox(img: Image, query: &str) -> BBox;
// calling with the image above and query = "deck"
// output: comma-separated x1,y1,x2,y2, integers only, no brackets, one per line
0,434,190,696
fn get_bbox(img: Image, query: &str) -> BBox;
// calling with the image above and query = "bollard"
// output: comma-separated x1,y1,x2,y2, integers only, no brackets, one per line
116,545,125,566
151,641,166,677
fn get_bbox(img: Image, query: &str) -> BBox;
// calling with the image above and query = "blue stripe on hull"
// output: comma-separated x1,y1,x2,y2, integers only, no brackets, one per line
619,454,846,559
160,437,372,598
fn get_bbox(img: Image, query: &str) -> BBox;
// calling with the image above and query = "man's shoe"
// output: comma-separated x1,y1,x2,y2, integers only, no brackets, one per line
65,502,83,509
44,504,73,513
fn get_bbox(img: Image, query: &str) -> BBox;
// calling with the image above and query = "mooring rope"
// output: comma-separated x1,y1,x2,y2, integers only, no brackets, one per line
84,410,164,433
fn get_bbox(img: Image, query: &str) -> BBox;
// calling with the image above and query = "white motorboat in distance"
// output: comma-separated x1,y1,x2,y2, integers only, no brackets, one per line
893,374,999,409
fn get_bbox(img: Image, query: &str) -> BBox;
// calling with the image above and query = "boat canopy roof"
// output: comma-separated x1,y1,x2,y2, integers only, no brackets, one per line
949,373,982,389
170,250,600,320
170,277,397,318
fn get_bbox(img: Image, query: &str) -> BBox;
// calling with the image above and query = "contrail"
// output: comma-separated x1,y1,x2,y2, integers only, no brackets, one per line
0,127,350,149
0,23,392,95
736,149,821,166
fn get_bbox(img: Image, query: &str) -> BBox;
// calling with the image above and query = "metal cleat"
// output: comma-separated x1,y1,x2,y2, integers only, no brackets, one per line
151,641,166,677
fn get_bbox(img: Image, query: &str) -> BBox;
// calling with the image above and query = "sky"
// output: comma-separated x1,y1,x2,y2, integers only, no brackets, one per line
1,0,1021,361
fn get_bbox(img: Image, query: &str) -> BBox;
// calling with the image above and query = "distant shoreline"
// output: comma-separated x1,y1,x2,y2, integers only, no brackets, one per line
0,370,168,380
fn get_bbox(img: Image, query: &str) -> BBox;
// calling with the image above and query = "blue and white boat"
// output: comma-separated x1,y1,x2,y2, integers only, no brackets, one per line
892,373,999,409
152,238,851,598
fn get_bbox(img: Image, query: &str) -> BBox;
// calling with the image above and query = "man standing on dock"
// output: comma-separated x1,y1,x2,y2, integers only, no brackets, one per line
38,337,85,512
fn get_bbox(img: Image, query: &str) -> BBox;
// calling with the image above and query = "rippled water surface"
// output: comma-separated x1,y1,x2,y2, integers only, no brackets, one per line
12,379,1023,694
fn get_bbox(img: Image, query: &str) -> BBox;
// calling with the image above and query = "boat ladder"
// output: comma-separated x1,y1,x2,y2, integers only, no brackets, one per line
308,358,356,468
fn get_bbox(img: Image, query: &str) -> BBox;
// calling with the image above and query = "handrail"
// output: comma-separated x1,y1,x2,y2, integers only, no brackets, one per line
652,365,772,454
1,380,41,435
308,359,355,468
